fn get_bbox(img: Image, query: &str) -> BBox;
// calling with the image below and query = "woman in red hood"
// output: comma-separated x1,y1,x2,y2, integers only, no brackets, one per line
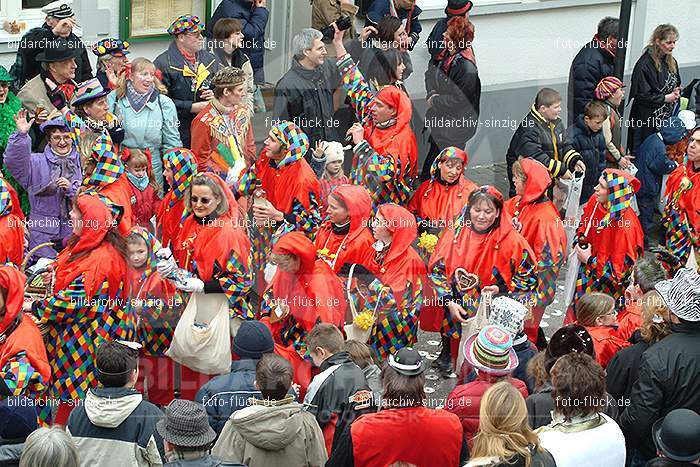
333,29,418,207
126,226,182,406
409,147,477,333
156,147,197,248
0,176,25,266
347,204,426,361
164,173,253,399
506,158,567,343
429,186,537,377
572,169,644,313
31,194,131,424
662,126,700,267
261,231,347,391
314,184,375,273
0,265,50,399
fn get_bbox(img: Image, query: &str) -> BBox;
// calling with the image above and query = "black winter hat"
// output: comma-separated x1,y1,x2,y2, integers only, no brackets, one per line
389,347,425,376
544,324,595,373
232,321,274,359
652,409,700,462
446,0,474,17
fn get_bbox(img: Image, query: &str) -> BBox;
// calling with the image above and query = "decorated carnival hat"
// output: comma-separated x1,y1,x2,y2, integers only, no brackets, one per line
92,38,130,57
388,347,425,376
464,325,518,375
0,66,12,83
167,15,204,36
41,0,74,19
594,76,624,100
488,296,528,338
654,267,700,322
652,409,700,462
212,66,246,89
544,324,595,373
72,78,110,107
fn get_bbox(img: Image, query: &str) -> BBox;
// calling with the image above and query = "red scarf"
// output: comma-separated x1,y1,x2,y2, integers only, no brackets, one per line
593,34,616,58
176,43,197,64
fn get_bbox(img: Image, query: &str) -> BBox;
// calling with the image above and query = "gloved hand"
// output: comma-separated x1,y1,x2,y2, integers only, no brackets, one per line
156,247,177,278
176,277,204,293
263,263,278,283
225,159,247,187
651,246,681,270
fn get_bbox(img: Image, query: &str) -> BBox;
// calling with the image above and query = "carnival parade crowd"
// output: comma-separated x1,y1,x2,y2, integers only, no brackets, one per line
0,0,699,466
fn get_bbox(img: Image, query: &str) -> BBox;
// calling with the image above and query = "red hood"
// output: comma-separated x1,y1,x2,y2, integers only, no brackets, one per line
378,204,417,265
520,158,552,204
272,232,317,275
200,173,242,224
331,184,372,238
0,266,26,335
376,86,413,132
72,194,114,255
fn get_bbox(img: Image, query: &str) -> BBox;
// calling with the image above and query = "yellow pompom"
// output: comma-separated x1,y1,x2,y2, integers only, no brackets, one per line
353,311,375,331
680,176,693,191
417,232,439,254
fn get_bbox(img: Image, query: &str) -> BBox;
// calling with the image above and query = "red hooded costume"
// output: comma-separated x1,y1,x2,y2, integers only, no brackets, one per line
156,148,198,248
0,266,51,398
314,185,375,273
504,159,567,341
0,177,25,266
662,156,700,264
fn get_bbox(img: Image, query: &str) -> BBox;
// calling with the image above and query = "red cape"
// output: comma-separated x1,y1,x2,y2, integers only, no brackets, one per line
665,160,700,233
156,192,186,248
256,149,320,213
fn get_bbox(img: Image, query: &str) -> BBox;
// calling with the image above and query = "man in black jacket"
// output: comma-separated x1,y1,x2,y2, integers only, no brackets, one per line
506,88,584,197
619,268,700,463
303,324,373,456
567,16,619,125
273,28,341,163
10,0,92,90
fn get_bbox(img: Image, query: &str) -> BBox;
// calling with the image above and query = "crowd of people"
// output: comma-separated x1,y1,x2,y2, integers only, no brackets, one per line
0,0,699,466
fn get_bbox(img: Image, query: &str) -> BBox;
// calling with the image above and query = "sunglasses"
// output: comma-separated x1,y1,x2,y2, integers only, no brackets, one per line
191,196,213,205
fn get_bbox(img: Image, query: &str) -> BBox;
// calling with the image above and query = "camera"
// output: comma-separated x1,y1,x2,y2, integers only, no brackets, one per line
320,16,352,41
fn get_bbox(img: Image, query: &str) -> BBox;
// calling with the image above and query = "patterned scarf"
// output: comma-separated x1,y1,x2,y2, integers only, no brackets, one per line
83,133,124,188
163,148,197,207
0,177,12,217
598,171,636,232
126,81,155,114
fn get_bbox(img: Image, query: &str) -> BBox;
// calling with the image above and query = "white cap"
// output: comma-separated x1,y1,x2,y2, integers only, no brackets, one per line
42,0,74,19
488,296,528,338
323,141,349,164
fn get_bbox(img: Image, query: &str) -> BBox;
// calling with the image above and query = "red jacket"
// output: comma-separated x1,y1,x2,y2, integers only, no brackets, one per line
584,325,631,368
446,374,528,446
615,300,642,342
127,181,161,229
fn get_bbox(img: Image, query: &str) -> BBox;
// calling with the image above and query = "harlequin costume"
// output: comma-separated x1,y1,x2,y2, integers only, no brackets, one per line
261,232,347,391
573,169,643,313
662,151,700,266
156,148,197,248
191,97,255,175
336,53,418,207
504,159,567,342
314,184,375,273
31,194,132,424
0,176,25,266
0,265,50,399
429,186,537,367
355,204,426,361
236,121,322,271
408,148,476,332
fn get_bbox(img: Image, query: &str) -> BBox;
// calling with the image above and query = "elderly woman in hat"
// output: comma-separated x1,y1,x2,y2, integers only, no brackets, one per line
92,38,130,90
109,57,182,189
191,66,255,176
154,15,222,148
327,347,468,466
5,110,81,263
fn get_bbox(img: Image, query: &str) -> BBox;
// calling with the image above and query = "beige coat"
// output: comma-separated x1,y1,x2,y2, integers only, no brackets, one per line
212,398,327,467
17,74,56,114
312,0,358,56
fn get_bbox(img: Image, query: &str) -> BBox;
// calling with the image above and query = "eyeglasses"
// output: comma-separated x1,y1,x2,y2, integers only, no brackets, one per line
191,196,212,205
50,135,72,142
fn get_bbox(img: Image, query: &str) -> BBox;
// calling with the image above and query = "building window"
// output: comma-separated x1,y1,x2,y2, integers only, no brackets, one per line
22,0,53,8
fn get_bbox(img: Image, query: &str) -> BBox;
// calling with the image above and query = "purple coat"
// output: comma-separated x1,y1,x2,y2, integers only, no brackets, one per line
4,131,81,261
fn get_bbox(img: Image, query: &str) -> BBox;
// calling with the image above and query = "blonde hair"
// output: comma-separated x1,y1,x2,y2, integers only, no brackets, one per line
124,148,158,190
471,382,542,467
647,24,679,73
115,57,168,99
639,291,672,344
512,158,526,182
526,352,548,392
576,292,615,327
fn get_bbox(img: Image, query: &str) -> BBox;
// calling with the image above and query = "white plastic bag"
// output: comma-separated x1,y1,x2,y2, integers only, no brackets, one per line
343,264,377,343
166,292,231,375
456,294,490,371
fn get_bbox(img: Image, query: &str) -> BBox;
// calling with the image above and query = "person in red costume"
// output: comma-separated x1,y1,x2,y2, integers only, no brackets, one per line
234,121,321,272
0,265,50,399
156,147,197,248
125,226,182,406
575,292,630,368
572,169,644,314
409,146,476,333
326,347,467,467
333,27,418,207
0,176,25,266
158,173,253,400
261,231,347,394
314,184,375,274
662,125,700,267
506,158,567,344
429,186,538,377
30,194,132,424
343,204,426,361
